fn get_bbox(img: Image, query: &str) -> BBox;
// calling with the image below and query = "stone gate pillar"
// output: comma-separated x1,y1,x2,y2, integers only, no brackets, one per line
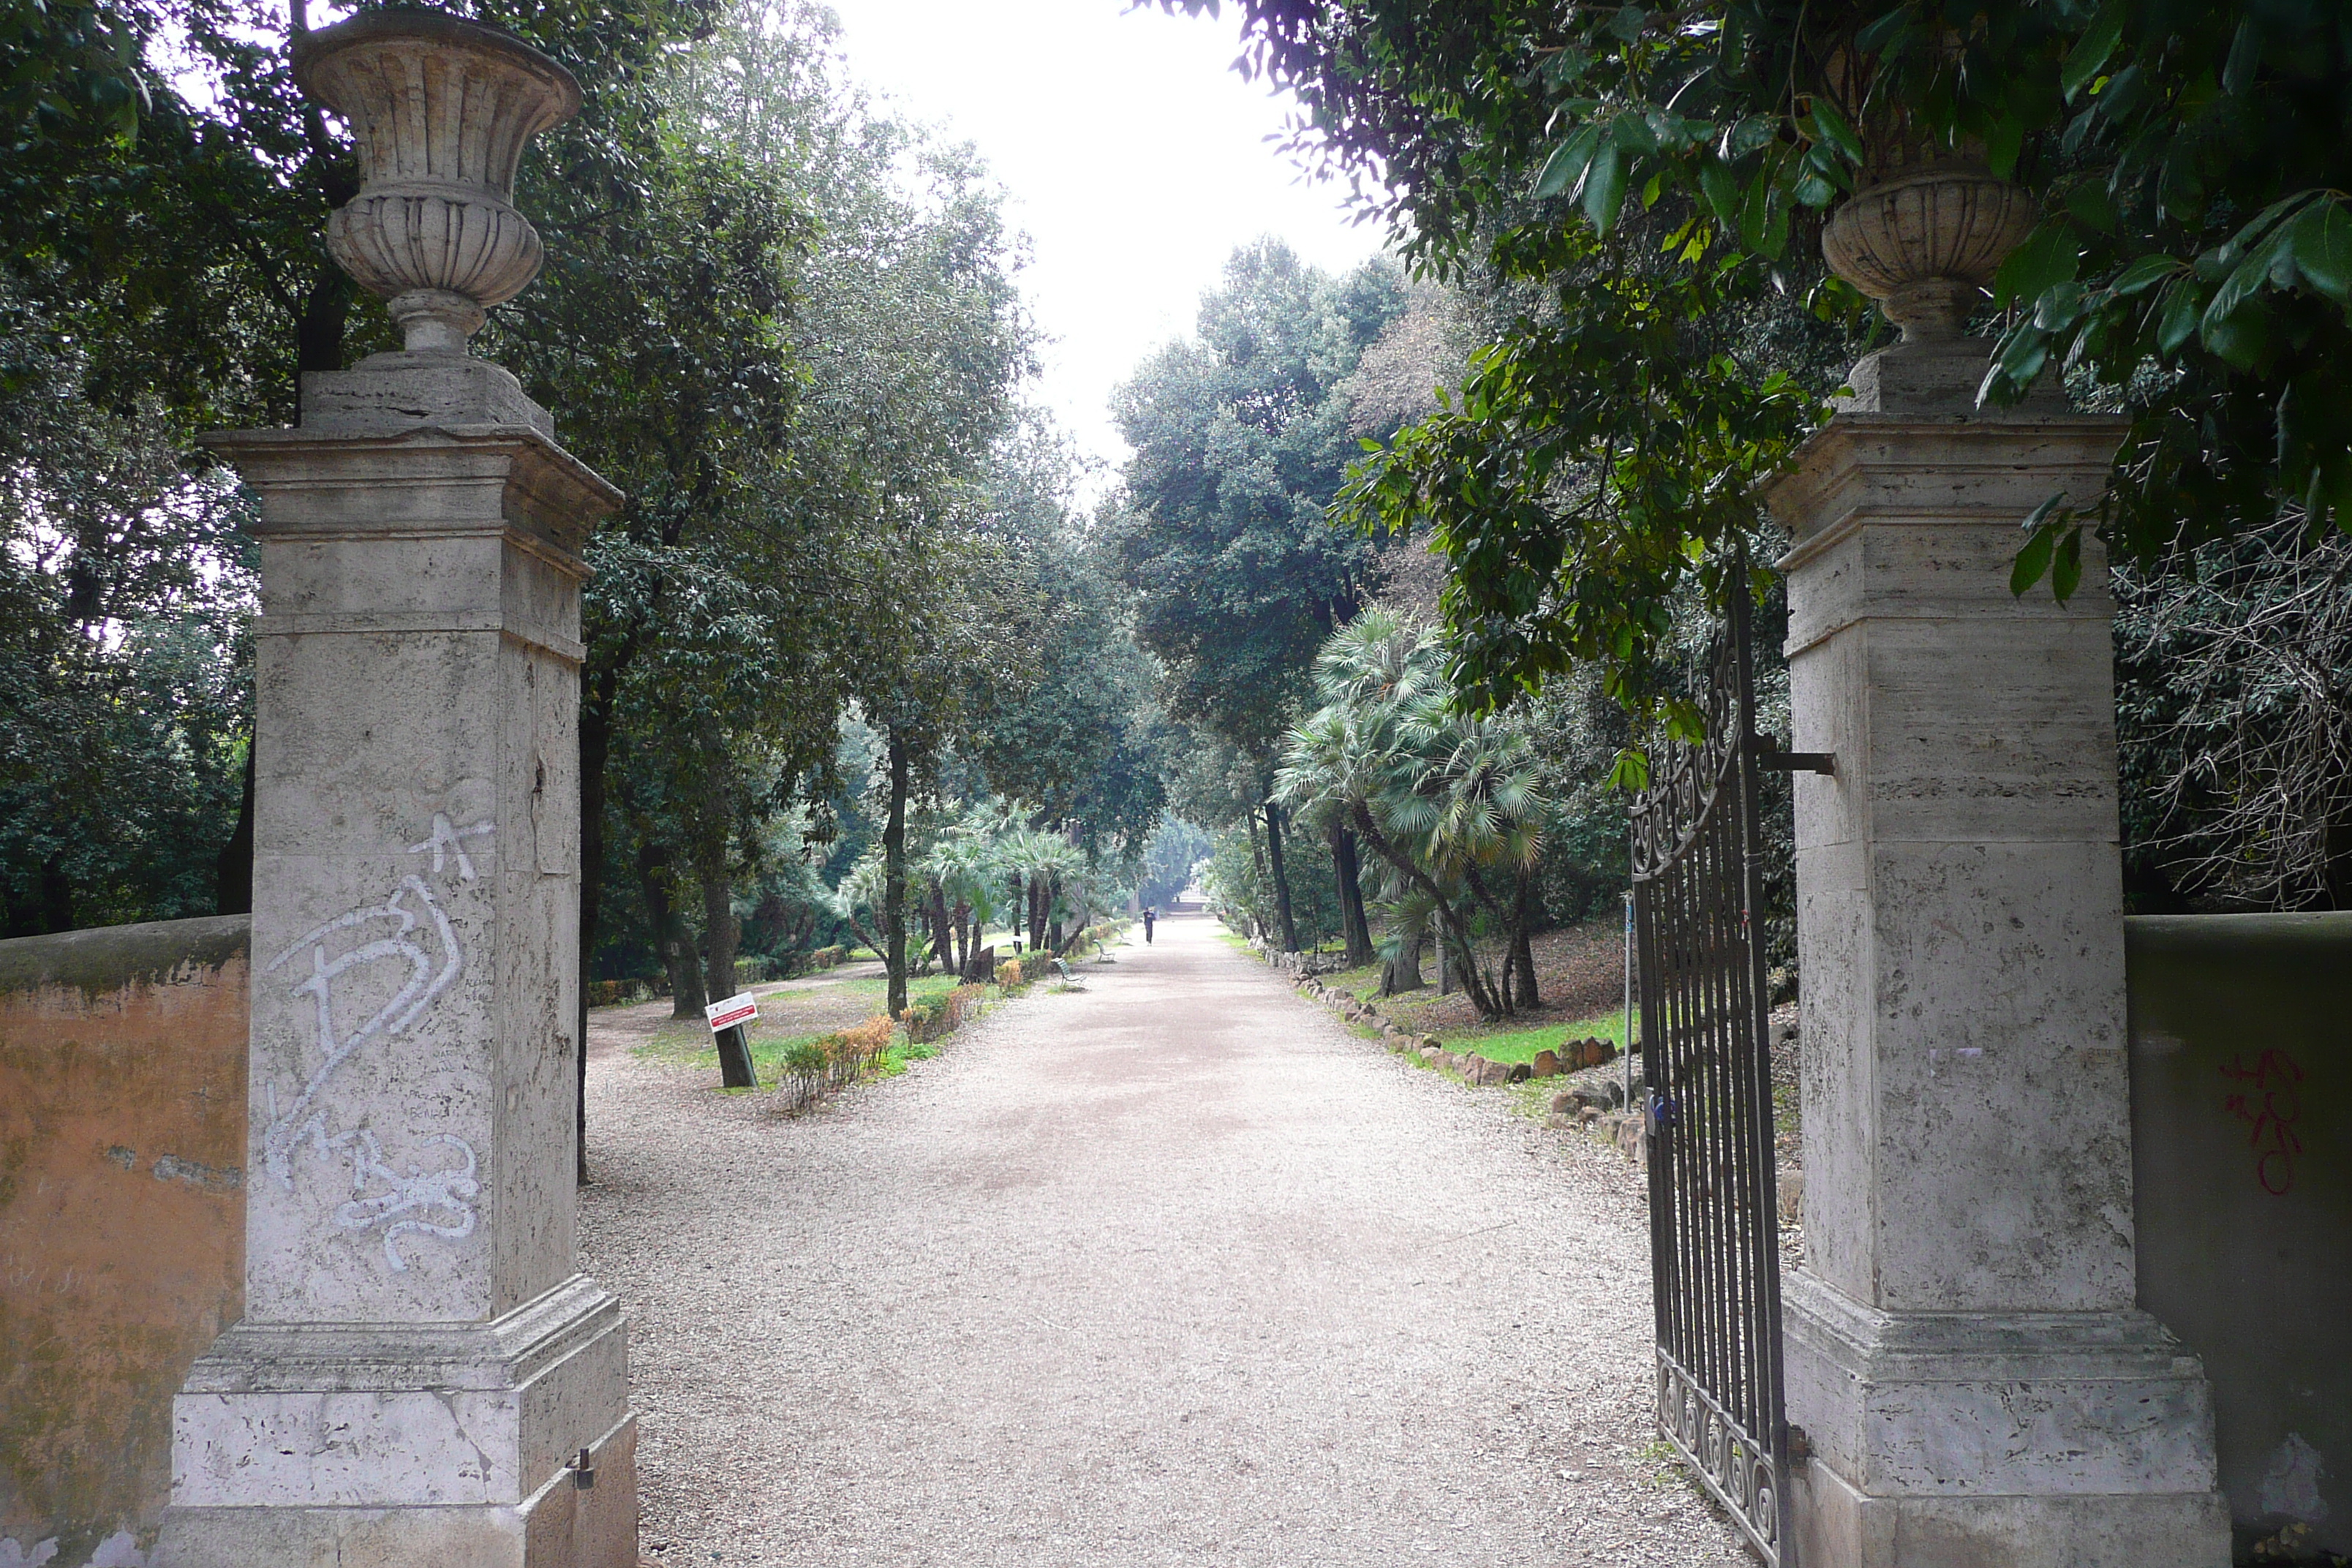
154,15,637,1567
1760,164,2229,1568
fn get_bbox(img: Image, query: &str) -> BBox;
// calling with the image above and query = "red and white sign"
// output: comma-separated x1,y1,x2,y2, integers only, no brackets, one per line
705,992,759,1033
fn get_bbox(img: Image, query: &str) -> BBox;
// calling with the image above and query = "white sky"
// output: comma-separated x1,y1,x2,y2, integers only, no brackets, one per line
819,0,1388,497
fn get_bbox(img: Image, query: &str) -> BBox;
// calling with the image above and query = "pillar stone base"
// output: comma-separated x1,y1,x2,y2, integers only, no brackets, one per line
1783,1270,2228,1567
157,1275,635,1568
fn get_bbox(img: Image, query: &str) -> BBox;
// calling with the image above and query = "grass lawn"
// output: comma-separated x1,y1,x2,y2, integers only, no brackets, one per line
625,949,1041,1095
1450,1011,1635,1064
834,972,968,1007
634,1017,834,1082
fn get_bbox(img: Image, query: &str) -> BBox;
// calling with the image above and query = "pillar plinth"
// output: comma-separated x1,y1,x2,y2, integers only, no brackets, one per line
1760,353,2229,1567
156,354,638,1568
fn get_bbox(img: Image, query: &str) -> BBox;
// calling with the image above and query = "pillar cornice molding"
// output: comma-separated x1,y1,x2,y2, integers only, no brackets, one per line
1765,410,2127,572
178,1273,620,1394
203,421,622,572
1766,411,2130,660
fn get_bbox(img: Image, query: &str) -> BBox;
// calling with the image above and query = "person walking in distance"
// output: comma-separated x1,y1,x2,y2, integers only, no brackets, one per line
1142,907,1156,944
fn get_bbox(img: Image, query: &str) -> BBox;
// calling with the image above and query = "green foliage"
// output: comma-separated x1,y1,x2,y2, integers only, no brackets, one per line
1276,609,1549,1018
1137,816,1212,908
1341,238,1824,721
1197,813,1343,948
1110,241,1409,758
1169,0,2352,711
553,3,1044,1012
963,424,1169,864
0,291,253,932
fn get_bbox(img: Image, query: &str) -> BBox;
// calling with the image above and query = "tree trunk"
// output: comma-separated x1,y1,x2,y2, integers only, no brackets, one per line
1382,928,1425,995
845,911,883,960
1332,823,1373,967
701,862,738,1003
928,885,954,974
1508,874,1540,1010
1348,801,1506,1019
1262,802,1299,952
636,843,703,1018
883,728,911,1017
214,745,255,916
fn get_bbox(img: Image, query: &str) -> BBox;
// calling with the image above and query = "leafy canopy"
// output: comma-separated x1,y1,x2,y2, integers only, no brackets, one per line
1167,0,2352,706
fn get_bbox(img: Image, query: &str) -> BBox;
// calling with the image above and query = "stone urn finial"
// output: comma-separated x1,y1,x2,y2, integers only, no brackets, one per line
293,10,581,355
1820,154,2038,342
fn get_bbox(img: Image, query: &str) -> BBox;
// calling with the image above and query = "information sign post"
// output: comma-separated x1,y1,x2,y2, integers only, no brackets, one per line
705,992,761,1089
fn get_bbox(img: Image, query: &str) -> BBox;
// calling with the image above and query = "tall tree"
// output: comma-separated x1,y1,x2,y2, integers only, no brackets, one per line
1175,0,2352,731
1111,240,1406,947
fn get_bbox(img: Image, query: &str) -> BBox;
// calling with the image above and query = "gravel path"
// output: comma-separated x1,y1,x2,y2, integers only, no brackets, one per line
578,913,1749,1567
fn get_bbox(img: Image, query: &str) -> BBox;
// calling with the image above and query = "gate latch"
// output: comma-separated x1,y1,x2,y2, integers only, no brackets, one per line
1749,734,1836,776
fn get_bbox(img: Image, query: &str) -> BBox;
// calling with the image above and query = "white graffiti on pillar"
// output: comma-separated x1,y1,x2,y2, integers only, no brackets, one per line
407,813,496,880
259,820,491,1272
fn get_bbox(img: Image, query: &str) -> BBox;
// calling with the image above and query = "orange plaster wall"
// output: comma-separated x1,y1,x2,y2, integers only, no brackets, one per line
0,916,249,1566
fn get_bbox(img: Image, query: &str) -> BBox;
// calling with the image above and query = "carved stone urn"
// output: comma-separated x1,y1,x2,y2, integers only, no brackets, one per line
1820,148,2037,343
293,10,581,353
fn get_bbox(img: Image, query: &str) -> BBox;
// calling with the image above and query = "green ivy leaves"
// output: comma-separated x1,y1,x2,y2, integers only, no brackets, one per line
2011,494,2084,601
2061,1,2127,102
1532,110,1720,235
1986,183,2352,595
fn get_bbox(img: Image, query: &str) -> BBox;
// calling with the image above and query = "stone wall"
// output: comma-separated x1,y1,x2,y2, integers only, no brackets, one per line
2127,912,2352,1562
0,916,249,1568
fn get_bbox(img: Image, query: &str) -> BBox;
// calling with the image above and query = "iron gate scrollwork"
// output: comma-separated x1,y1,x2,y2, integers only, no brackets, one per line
1629,574,1797,1566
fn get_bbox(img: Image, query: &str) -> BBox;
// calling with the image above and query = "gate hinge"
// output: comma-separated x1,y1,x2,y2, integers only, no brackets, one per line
1749,734,1835,776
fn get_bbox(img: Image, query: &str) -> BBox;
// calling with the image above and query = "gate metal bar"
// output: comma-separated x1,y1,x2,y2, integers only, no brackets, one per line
1629,574,1795,1565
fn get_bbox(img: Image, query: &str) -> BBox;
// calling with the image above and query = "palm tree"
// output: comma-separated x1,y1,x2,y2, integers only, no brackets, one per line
1278,610,1550,1019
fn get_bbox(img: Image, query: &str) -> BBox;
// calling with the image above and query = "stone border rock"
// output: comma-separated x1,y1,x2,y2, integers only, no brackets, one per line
1248,958,1660,1169
1279,963,1646,1109
1246,939,1351,979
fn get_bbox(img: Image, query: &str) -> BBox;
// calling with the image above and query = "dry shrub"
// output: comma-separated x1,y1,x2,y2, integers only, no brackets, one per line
826,1015,893,1071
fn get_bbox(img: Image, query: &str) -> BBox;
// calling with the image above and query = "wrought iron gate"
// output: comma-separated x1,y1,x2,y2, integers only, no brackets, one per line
1629,578,1808,1566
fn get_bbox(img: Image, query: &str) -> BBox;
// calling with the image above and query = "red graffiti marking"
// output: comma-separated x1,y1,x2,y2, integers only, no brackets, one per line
2220,1049,2305,1196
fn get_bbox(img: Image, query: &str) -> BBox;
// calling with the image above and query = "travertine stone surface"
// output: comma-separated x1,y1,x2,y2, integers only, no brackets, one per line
154,367,635,1568
1760,358,2228,1567
302,350,556,437
1834,337,2070,417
